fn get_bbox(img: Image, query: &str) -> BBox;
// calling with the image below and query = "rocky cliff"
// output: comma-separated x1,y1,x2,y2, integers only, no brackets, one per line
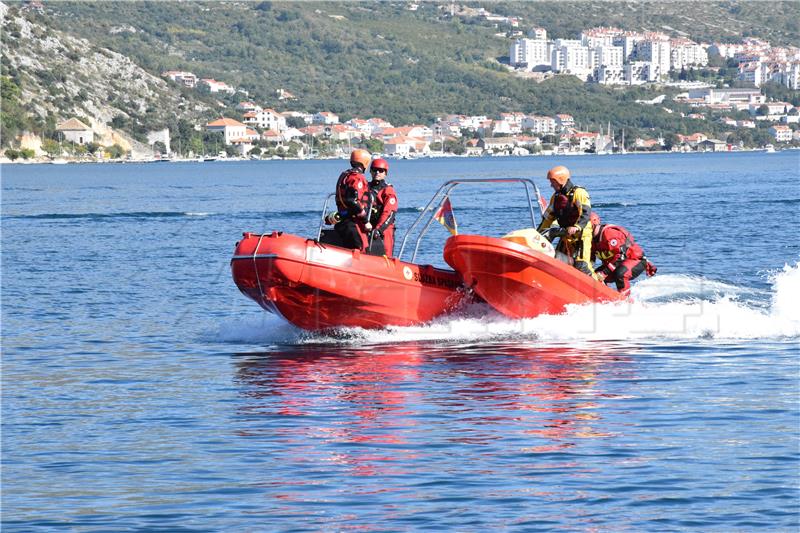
1,2,210,157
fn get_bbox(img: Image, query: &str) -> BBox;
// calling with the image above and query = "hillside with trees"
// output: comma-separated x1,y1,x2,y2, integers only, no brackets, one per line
3,1,798,154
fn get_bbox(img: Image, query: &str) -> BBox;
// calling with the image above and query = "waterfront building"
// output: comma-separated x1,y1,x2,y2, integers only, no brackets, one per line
206,118,248,145
56,118,94,145
768,125,793,142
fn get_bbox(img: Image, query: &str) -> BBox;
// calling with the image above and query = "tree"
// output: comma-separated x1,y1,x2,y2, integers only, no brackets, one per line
5,148,20,161
285,116,306,129
104,144,126,159
42,138,61,157
362,137,384,154
663,133,680,150
756,104,770,116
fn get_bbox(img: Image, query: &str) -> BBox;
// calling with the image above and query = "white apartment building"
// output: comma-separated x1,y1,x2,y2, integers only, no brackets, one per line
768,125,792,142
670,40,709,70
551,39,592,80
510,38,551,70
709,43,745,58
738,61,766,87
596,65,626,85
613,34,642,61
785,62,800,90
521,115,557,134
313,112,339,125
529,27,547,40
242,108,287,131
636,40,671,80
162,71,198,88
596,45,624,68
581,27,622,48
624,61,651,85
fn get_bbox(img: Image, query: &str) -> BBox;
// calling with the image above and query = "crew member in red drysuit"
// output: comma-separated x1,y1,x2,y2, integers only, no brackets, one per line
326,149,372,250
590,212,657,293
367,158,398,257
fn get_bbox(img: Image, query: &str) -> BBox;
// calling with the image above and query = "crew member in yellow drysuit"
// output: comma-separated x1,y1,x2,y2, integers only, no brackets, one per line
536,165,599,279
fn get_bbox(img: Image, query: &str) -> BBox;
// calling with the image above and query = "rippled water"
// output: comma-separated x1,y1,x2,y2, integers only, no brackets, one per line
2,152,799,530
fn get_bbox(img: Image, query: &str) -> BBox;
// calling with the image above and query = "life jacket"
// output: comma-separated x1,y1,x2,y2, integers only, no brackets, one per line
594,224,642,263
552,184,583,228
335,168,368,218
368,180,397,232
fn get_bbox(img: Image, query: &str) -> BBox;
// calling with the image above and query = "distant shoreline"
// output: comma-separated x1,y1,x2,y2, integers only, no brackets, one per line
1,147,787,166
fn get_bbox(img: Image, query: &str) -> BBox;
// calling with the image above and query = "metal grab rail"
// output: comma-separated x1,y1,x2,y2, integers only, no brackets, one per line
397,178,546,263
317,193,336,240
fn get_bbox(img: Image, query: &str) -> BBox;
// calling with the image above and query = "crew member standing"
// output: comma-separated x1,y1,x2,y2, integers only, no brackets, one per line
326,149,371,250
590,212,657,293
367,158,398,257
536,165,597,279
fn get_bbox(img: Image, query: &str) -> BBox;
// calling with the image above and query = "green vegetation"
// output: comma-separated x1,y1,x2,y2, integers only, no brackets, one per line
3,1,797,152
44,1,797,130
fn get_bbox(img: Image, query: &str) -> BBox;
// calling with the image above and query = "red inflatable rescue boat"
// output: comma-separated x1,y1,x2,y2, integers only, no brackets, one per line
231,231,465,330
444,232,624,319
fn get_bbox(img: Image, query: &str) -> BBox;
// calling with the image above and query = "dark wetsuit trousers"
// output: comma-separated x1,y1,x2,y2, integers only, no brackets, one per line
334,219,365,250
610,257,647,292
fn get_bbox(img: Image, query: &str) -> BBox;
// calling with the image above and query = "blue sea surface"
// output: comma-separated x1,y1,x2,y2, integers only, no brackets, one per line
2,152,799,531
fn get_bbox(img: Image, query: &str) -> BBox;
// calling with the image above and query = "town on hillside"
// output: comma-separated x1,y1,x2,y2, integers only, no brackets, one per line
5,15,799,162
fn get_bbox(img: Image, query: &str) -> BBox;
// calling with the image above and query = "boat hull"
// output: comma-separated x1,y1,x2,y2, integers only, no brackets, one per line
443,234,623,319
231,232,466,330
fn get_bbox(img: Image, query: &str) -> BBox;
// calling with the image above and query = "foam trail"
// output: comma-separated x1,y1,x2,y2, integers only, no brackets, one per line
218,263,800,346
215,312,305,345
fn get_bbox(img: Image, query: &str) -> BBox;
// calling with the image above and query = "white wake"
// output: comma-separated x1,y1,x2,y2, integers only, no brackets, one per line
216,262,800,345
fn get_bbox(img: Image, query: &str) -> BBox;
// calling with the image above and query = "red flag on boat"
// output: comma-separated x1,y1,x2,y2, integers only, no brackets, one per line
434,197,458,235
538,191,548,213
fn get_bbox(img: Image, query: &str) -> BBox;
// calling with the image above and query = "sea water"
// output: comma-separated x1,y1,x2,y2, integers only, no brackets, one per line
2,152,799,530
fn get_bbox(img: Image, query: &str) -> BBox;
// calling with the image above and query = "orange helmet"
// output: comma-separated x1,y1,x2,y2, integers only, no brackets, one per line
370,158,389,173
546,165,571,186
589,211,601,226
350,149,371,170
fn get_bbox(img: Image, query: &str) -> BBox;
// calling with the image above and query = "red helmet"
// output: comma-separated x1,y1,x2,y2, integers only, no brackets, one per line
350,149,371,170
370,158,389,173
589,211,601,226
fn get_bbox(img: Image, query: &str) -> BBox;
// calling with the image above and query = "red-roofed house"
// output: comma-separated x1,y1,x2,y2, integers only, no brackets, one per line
200,79,235,94
384,136,430,157
677,133,708,146
56,118,94,144
569,131,600,151
327,124,360,141
206,118,248,144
